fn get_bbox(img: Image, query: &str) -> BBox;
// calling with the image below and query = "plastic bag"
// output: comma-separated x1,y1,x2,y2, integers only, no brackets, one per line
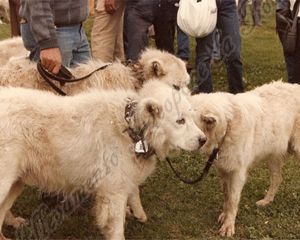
177,0,217,38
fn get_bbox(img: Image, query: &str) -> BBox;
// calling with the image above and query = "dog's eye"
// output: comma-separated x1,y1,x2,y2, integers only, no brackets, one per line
173,85,180,91
176,118,185,125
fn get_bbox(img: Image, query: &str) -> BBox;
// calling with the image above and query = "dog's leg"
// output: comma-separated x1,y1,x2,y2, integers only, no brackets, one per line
256,157,283,207
95,192,127,240
218,169,247,237
1,181,24,228
4,210,26,229
218,170,230,225
127,186,147,223
0,179,23,239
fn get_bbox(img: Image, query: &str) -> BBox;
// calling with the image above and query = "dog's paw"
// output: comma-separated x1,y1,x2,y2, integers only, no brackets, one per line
134,211,147,223
256,198,272,207
126,206,147,223
218,212,226,224
219,221,235,237
10,217,27,229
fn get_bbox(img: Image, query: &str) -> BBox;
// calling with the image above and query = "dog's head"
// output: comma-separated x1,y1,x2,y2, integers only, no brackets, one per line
134,80,206,159
138,48,190,90
191,93,234,155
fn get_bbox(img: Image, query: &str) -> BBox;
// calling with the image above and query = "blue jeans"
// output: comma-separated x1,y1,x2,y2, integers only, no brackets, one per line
124,0,178,61
212,29,221,60
21,23,91,67
195,0,244,93
177,25,190,61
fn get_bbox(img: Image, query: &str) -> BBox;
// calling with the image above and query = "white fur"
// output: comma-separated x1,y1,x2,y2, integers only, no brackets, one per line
0,47,189,91
191,81,300,237
0,37,29,65
0,80,205,240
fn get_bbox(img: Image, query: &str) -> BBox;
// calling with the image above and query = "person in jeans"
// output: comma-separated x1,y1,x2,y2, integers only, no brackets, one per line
277,0,300,83
19,0,91,74
238,0,263,26
91,0,126,62
124,0,178,61
177,26,190,62
193,0,244,94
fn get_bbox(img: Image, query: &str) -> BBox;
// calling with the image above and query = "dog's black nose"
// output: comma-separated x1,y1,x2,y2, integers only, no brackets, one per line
199,136,207,147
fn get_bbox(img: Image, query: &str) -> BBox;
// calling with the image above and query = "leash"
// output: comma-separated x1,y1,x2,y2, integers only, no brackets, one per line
37,61,111,96
166,148,219,185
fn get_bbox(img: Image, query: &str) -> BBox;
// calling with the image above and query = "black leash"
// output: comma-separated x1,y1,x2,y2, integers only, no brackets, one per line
37,61,111,96
166,148,219,185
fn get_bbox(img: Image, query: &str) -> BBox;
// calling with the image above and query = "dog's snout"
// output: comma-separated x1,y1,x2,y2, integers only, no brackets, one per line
199,136,207,147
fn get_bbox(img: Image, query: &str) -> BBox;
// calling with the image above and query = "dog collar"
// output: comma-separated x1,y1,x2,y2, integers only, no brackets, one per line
123,98,156,159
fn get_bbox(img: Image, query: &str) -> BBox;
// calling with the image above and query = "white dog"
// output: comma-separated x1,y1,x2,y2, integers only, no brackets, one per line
191,81,300,237
0,37,29,65
0,80,205,240
0,47,190,91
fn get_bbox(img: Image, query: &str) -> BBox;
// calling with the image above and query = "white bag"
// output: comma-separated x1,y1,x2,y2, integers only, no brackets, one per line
177,0,218,38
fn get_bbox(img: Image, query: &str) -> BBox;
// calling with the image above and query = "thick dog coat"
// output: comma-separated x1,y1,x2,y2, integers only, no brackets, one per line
0,47,190,91
191,81,300,237
0,80,205,240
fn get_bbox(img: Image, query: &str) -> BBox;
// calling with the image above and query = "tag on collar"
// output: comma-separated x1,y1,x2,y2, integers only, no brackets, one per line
135,140,149,153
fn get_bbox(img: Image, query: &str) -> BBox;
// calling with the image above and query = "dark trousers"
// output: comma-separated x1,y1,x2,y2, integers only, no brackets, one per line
284,21,300,84
9,0,21,37
194,0,244,94
124,0,177,61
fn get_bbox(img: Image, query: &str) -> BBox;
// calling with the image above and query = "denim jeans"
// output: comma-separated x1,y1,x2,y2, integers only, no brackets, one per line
21,23,91,67
212,29,221,60
194,0,244,94
124,0,178,61
177,25,190,61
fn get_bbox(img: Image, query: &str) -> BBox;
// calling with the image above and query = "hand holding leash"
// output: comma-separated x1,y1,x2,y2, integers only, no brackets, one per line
40,48,62,74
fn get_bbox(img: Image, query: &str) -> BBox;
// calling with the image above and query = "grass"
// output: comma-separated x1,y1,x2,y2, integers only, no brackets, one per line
1,3,300,239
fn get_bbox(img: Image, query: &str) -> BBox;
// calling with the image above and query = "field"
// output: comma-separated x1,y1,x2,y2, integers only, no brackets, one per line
1,2,300,239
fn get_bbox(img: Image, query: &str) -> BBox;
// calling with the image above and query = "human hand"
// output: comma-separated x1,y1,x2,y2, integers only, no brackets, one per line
40,48,62,74
104,0,116,14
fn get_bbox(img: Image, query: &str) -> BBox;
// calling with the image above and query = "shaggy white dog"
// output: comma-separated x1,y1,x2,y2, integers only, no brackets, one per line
0,37,29,65
0,80,205,240
0,47,190,91
191,81,300,237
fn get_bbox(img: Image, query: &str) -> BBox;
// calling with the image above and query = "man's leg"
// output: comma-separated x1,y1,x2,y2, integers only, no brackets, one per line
217,0,244,93
124,2,154,61
91,0,125,62
72,26,91,66
113,0,126,61
238,0,248,25
55,25,91,67
291,23,300,83
194,33,214,94
252,0,262,26
153,3,177,54
177,26,190,61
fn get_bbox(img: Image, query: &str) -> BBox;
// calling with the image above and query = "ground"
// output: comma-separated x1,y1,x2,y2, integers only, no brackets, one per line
1,2,300,239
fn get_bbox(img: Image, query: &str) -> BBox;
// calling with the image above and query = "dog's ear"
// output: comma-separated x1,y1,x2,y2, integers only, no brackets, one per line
138,98,162,124
151,59,166,77
200,114,217,129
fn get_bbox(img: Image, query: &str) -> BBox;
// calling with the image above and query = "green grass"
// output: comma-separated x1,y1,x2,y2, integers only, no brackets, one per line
1,3,300,239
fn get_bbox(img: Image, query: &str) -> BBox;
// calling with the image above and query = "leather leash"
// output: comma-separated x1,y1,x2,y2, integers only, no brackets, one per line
37,61,111,96
166,148,219,185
